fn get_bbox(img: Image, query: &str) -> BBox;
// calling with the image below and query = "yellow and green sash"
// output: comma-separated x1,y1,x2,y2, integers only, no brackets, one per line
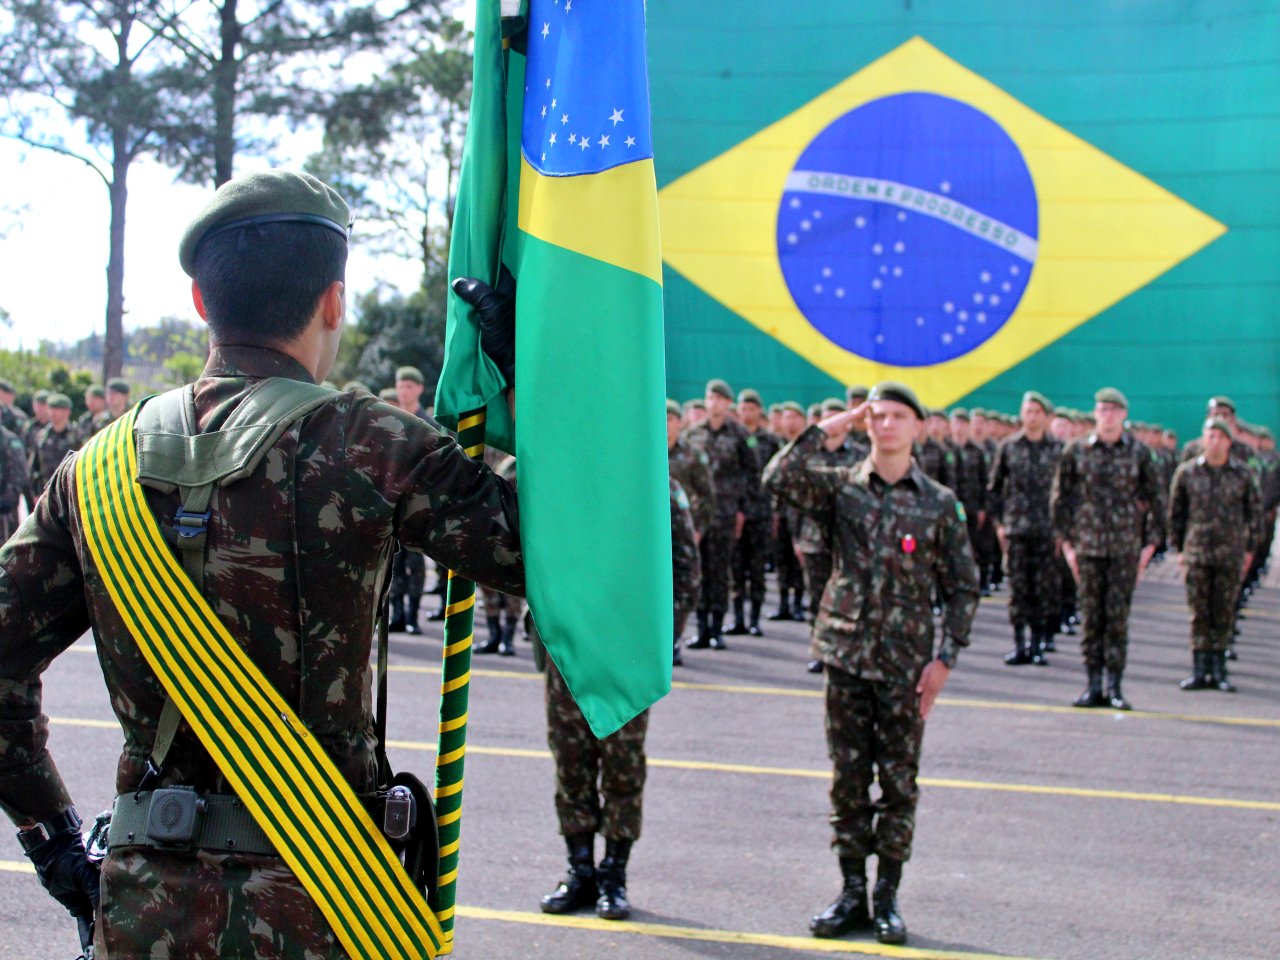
75,405,445,960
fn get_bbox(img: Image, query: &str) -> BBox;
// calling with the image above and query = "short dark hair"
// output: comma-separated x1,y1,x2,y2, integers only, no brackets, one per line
193,221,347,345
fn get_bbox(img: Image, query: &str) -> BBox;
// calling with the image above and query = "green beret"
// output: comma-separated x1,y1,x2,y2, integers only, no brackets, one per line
705,378,733,401
821,397,846,414
845,384,870,404
949,408,970,421
867,381,925,420
342,380,372,394
85,385,106,400
807,403,822,418
33,390,49,403
107,378,130,394
1022,390,1052,413
666,398,682,418
737,388,763,407
683,398,706,411
780,401,805,416
1204,417,1233,437
378,387,399,401
46,392,72,410
1094,387,1128,409
1258,426,1273,442
0,380,14,394
1207,395,1235,413
395,366,424,385
179,170,350,277
767,403,783,415
926,407,947,421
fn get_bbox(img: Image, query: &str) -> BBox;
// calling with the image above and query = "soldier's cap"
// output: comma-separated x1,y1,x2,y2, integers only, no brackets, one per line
845,384,870,403
85,385,106,399
0,379,13,394
867,381,925,420
395,365,424,385
107,378,130,394
926,407,948,421
1204,416,1233,437
1021,390,1052,413
779,400,805,416
807,402,823,417
705,378,733,400
1207,395,1235,413
737,387,763,407
970,408,988,418
33,389,49,403
378,387,399,401
821,397,846,414
342,380,372,394
949,408,970,421
683,398,706,411
1258,426,1274,442
767,402,783,414
179,170,351,277
666,398,682,418
46,392,72,410
1093,386,1128,409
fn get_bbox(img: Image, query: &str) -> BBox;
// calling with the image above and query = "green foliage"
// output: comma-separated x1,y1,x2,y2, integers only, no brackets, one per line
163,351,206,386
336,274,447,401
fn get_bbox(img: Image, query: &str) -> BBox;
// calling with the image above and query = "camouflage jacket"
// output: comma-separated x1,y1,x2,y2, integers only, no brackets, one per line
1255,449,1280,512
741,427,782,520
793,441,863,555
28,422,79,496
670,477,702,617
915,438,957,492
987,432,1061,536
0,404,28,442
682,418,759,523
0,425,27,514
0,344,524,830
1168,458,1262,564
1052,431,1165,556
765,427,979,685
1181,436,1259,472
667,438,716,535
951,440,989,514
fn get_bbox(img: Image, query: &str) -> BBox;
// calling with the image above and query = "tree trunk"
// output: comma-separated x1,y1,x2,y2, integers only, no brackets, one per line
213,0,240,186
102,143,129,383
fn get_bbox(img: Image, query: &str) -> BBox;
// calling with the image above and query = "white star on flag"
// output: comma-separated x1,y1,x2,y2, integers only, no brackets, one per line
568,133,576,144
565,0,571,10
599,134,610,147
561,113,569,125
541,22,549,38
609,108,624,126
625,135,636,147
551,98,557,109
548,133,557,145
541,105,547,117
579,136,591,150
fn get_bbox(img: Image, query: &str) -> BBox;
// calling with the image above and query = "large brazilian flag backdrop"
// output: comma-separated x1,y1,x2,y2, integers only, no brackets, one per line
648,2,1278,436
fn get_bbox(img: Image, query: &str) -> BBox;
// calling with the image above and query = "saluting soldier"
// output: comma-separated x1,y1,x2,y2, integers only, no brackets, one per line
1168,418,1262,692
1051,387,1165,710
683,378,758,651
28,393,79,497
0,170,524,958
766,382,978,947
986,391,1061,665
729,387,780,637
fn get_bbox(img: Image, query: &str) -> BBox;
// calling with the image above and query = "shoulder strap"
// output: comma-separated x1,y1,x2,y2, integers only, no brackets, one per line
77,408,444,960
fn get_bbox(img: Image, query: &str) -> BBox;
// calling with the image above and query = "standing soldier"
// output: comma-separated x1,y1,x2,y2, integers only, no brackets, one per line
103,378,132,425
684,378,758,651
766,382,979,947
1051,388,1165,710
1168,419,1262,692
77,385,108,443
0,379,29,441
769,401,809,621
986,392,1061,666
476,452,523,656
947,409,990,586
539,476,698,921
666,399,715,539
28,393,79,497
0,423,28,542
729,388,779,637
386,365,431,635
917,410,957,492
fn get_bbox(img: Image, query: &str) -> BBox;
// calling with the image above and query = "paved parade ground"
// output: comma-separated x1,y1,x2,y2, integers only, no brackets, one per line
2,561,1277,960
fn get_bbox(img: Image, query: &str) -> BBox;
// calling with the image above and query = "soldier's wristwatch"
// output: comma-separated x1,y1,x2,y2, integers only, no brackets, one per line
936,636,961,670
16,807,82,853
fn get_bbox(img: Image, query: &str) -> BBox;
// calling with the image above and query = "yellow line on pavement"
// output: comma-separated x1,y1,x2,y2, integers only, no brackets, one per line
0,860,34,873
455,905,1048,960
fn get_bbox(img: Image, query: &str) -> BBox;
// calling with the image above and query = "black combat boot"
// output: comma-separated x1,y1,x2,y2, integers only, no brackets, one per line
726,598,748,635
1073,667,1106,708
806,659,824,674
872,859,907,945
1105,671,1131,711
1029,628,1048,667
809,857,870,938
1040,619,1057,652
1209,651,1236,693
748,599,764,636
672,641,683,667
541,833,598,914
708,611,728,651
768,591,793,621
686,610,710,649
595,838,632,920
404,597,422,635
387,598,406,633
791,588,806,621
426,602,447,622
498,617,516,657
1179,651,1210,690
475,615,503,655
1003,624,1030,665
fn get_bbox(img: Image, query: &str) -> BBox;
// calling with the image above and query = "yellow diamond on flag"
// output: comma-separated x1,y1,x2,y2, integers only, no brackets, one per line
657,36,1226,406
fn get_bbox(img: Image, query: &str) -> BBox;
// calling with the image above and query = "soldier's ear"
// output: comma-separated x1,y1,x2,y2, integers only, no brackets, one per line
191,281,208,322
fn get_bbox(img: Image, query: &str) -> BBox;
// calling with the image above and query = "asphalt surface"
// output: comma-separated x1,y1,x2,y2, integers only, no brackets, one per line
2,554,1277,960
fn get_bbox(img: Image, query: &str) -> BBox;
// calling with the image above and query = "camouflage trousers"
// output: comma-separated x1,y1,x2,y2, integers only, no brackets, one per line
388,547,426,606
731,516,769,608
1077,553,1140,672
1184,560,1243,652
98,847,345,959
697,518,734,616
546,661,649,840
774,515,805,594
481,585,525,625
1005,533,1060,628
803,551,833,620
825,667,924,863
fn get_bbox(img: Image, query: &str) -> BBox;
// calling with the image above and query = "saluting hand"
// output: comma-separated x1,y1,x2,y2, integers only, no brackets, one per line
817,401,869,437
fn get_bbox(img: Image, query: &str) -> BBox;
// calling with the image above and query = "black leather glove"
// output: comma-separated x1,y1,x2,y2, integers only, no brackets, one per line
0,500,12,513
25,826,101,923
452,267,516,387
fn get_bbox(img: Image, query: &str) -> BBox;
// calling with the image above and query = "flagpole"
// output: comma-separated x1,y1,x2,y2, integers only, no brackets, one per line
432,405,487,954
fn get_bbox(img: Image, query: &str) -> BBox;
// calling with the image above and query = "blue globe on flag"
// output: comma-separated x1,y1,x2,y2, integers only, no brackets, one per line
776,93,1039,367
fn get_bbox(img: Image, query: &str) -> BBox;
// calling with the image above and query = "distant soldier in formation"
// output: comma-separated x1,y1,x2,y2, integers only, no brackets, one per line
1168,418,1261,692
916,409,957,493
769,401,809,622
28,392,79,497
986,391,1062,666
667,399,715,540
729,388,779,637
947,409,990,586
477,452,523,656
765,382,978,948
1051,388,1164,710
104,377,132,425
0,379,30,441
77,385,108,442
385,366,432,635
0,423,28,542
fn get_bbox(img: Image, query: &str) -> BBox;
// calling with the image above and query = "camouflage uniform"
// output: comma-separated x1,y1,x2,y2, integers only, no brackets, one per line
1052,432,1165,673
0,403,29,442
951,439,989,581
0,425,28,542
387,402,435,631
794,441,863,621
0,345,525,959
987,431,1061,630
915,438,957,492
479,455,524,648
667,437,716,537
683,418,758,625
670,477,702,638
732,427,781,627
28,422,79,497
1168,457,1261,652
765,427,979,861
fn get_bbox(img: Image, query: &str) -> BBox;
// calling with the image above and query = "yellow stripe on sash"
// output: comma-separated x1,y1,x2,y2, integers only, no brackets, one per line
74,409,444,960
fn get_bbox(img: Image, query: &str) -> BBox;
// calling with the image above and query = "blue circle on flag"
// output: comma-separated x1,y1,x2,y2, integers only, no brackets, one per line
776,93,1038,367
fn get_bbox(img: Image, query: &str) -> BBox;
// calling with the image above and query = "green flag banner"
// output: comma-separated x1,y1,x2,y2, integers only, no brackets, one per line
437,0,672,737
